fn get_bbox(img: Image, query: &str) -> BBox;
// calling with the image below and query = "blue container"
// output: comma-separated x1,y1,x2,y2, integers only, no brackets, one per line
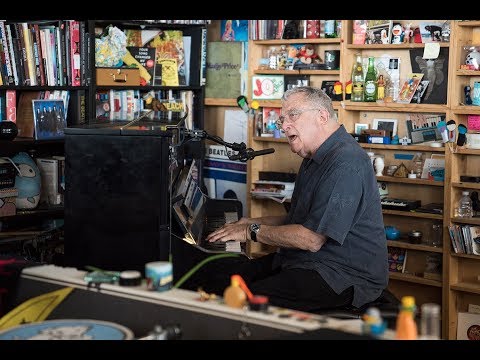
385,226,400,240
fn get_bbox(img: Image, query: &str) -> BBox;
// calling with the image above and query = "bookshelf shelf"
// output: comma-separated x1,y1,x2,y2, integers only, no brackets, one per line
253,69,340,75
451,282,480,295
204,98,238,106
452,182,480,190
389,272,443,287
376,176,444,186
458,21,480,27
344,101,448,113
359,143,446,152
253,38,341,45
382,209,443,220
346,43,450,50
387,240,443,253
451,105,480,115
451,253,480,260
450,217,480,225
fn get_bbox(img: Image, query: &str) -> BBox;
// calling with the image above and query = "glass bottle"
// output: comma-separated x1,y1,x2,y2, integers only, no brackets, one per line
420,303,441,340
351,54,364,102
324,20,337,38
412,152,424,179
457,191,473,218
364,56,377,102
395,296,418,340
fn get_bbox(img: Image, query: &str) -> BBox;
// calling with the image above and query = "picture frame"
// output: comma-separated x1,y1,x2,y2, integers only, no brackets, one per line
354,123,369,134
252,75,285,100
373,118,398,136
32,99,67,140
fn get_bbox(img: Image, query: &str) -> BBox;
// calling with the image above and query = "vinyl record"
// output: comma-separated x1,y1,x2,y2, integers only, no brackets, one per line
0,319,134,340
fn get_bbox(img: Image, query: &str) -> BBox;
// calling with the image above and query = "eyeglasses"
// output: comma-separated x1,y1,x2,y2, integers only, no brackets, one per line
276,108,320,129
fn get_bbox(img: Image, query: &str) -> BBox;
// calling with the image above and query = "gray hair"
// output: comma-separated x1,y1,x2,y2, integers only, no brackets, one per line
282,86,337,122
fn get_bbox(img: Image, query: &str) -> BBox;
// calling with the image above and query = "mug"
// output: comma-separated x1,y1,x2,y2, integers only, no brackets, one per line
324,50,340,70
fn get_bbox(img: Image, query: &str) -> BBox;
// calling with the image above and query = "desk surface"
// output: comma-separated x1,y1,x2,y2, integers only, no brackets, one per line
10,265,391,340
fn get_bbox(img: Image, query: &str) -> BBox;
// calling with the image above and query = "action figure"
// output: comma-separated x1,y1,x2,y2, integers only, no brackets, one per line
465,85,473,105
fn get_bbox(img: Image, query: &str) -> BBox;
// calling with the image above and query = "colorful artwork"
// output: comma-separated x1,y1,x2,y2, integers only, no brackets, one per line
221,20,248,42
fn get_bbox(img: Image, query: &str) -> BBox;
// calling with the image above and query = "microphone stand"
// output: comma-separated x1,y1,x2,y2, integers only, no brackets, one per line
184,129,252,162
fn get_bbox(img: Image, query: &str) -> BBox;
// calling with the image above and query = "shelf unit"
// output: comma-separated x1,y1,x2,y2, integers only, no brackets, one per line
446,20,480,339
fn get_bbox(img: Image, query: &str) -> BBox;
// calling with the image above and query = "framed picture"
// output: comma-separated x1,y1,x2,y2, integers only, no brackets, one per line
373,118,398,136
32,99,67,140
354,123,369,134
252,75,285,100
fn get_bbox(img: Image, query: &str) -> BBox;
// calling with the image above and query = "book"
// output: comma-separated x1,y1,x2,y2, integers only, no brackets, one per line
387,247,407,273
32,99,66,140
205,42,244,99
457,312,480,340
352,20,367,45
125,46,156,85
397,73,424,104
148,30,186,86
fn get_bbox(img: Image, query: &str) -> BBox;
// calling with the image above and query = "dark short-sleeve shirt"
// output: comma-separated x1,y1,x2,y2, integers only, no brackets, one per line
273,125,388,308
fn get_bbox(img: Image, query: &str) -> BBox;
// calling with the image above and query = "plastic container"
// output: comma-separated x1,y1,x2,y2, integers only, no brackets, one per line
420,303,441,340
456,191,473,218
395,296,418,340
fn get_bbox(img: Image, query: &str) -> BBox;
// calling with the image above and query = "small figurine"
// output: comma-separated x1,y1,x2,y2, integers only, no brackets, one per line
391,23,404,44
403,23,413,44
465,47,480,70
465,85,473,105
413,27,422,43
362,307,386,338
344,80,352,100
333,81,343,101
377,74,385,100
298,44,320,65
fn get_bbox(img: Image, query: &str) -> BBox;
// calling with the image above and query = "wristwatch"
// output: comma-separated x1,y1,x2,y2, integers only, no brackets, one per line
249,223,261,242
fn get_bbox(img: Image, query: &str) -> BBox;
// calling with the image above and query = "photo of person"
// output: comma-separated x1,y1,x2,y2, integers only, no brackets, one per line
221,20,248,42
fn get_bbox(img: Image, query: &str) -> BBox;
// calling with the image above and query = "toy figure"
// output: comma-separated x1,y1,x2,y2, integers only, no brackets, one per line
403,23,413,44
362,307,386,338
465,85,473,105
465,47,480,70
377,75,385,100
344,80,352,100
333,81,343,101
413,27,422,43
298,44,320,65
391,23,404,44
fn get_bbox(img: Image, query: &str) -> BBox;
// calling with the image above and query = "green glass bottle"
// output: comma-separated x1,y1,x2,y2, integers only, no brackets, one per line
364,56,377,102
351,54,364,102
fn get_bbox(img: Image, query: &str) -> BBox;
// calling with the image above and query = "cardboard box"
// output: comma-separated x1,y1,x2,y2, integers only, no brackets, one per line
0,187,17,217
96,68,140,86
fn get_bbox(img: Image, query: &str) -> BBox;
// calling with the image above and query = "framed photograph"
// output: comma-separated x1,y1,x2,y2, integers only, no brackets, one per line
32,99,67,140
354,123,369,134
373,118,398,136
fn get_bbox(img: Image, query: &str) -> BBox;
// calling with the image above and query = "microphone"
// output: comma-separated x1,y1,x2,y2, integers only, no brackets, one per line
229,148,275,162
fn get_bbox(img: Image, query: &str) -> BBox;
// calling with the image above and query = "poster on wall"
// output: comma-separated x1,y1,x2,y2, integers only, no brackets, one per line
220,20,249,42
409,48,449,104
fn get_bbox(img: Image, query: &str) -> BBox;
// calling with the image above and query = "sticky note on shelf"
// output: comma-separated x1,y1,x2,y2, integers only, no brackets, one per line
423,43,440,59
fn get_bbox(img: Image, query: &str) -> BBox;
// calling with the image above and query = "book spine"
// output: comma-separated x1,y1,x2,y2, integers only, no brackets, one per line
15,23,29,86
200,28,207,86
69,20,81,86
30,24,43,86
21,22,36,86
59,21,68,86
5,24,18,85
0,21,14,85
79,21,86,86
55,26,63,86
63,20,71,86
6,90,16,122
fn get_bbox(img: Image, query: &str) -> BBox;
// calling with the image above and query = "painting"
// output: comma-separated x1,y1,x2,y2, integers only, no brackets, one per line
354,123,369,134
410,48,449,104
373,118,398,137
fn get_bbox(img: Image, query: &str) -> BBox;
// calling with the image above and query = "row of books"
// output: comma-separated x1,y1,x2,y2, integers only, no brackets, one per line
96,89,194,127
448,224,480,255
249,20,341,41
0,20,87,87
0,90,16,122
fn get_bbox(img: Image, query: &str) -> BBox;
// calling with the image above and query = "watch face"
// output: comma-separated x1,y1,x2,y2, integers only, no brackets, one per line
250,223,260,241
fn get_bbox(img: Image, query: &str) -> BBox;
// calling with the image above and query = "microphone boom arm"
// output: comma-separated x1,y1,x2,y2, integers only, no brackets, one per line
183,129,274,162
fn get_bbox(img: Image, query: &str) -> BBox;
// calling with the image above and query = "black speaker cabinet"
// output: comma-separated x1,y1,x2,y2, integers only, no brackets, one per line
64,125,172,273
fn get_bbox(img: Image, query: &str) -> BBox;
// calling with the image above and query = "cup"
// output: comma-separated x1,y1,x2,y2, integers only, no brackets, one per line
145,261,173,292
324,50,340,70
